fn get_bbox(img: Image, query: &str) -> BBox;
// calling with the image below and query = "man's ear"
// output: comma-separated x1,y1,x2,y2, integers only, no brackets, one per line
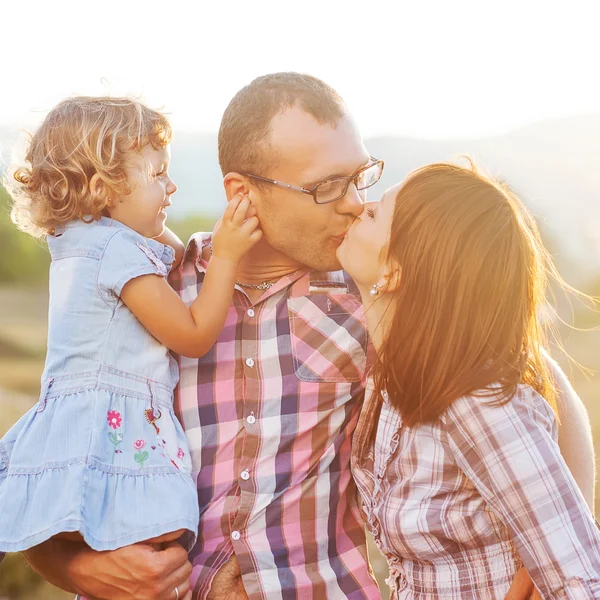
223,172,252,203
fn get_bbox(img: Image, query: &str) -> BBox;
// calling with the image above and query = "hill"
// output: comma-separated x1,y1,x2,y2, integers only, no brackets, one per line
2,115,599,272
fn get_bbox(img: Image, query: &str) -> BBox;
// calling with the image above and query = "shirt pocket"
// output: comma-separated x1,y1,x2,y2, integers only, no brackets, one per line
287,294,368,383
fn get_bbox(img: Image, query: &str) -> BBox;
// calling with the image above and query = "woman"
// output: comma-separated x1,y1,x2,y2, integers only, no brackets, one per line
337,161,600,598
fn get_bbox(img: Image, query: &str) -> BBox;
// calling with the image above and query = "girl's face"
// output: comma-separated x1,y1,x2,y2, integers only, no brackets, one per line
336,182,401,292
109,144,177,238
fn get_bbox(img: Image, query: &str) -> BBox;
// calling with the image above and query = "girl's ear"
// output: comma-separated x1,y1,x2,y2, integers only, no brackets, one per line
89,173,117,206
89,173,103,197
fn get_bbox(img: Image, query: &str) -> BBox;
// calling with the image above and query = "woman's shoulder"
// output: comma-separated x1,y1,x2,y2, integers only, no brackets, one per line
442,384,557,436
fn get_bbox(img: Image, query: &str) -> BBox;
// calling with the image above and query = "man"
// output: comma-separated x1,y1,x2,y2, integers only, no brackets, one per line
23,73,595,599
171,73,380,599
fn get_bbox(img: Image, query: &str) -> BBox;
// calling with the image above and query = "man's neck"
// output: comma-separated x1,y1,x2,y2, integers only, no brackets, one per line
235,239,304,286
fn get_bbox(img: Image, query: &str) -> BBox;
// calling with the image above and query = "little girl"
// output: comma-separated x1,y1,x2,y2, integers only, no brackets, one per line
337,162,600,598
0,97,260,569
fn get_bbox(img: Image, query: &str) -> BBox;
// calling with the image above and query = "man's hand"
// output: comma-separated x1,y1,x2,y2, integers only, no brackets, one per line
25,539,192,600
504,567,542,600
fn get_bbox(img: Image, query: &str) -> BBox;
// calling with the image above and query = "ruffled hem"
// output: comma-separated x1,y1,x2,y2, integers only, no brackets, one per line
0,517,198,553
0,461,199,552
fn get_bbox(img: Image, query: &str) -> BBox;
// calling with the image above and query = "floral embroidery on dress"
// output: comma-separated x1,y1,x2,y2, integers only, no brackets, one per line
107,410,122,429
107,410,124,463
145,408,162,435
136,243,168,277
144,408,185,472
108,431,124,461
133,440,149,469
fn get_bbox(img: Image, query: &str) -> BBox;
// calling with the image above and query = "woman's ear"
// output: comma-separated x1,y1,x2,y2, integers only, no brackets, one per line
381,260,402,294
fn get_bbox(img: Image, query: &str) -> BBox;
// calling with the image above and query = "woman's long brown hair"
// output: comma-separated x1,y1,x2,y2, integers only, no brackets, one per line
365,161,558,440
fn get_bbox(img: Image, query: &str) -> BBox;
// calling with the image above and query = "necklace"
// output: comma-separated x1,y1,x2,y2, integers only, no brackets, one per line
208,243,291,290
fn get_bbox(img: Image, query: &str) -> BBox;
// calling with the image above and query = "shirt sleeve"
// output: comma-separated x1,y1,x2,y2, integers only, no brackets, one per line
167,232,205,293
98,229,173,298
444,387,600,599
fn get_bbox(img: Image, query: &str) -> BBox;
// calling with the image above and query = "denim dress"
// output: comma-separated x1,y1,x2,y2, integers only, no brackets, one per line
0,217,199,552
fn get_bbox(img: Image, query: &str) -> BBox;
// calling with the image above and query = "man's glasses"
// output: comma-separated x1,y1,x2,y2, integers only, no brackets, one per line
239,157,384,205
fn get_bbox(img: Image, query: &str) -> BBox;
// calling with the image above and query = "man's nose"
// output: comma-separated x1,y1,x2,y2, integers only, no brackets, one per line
336,182,364,217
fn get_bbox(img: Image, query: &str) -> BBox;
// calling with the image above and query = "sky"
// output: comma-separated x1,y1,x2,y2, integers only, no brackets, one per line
1,0,599,140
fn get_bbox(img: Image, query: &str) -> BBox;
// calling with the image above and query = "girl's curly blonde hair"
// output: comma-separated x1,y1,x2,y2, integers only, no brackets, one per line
6,96,172,237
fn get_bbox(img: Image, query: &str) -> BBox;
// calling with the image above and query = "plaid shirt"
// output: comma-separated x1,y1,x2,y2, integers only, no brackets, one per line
352,380,600,599
170,234,380,600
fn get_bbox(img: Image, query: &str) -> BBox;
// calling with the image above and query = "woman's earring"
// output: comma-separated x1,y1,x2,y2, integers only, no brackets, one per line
369,283,382,297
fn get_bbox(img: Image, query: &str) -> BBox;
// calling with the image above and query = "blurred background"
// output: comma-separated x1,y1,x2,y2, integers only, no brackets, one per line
1,0,600,597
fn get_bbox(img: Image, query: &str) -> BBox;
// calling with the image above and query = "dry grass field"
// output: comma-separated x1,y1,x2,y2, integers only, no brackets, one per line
0,285,598,599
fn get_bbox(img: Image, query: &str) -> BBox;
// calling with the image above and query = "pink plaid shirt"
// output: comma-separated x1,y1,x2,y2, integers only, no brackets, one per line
352,378,600,599
170,234,380,600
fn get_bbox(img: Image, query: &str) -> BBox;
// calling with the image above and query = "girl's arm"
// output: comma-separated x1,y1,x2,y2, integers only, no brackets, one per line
121,194,261,358
154,227,185,270
444,387,600,599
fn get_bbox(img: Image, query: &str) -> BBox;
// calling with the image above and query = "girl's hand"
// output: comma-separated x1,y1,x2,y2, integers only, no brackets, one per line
211,194,262,262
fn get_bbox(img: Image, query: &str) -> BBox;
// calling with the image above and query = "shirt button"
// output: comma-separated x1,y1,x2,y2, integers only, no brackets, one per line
245,358,255,368
231,530,241,541
247,308,255,317
240,469,250,481
246,414,256,425
568,578,581,588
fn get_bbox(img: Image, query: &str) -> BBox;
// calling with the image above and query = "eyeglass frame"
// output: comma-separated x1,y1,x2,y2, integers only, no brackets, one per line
238,157,384,205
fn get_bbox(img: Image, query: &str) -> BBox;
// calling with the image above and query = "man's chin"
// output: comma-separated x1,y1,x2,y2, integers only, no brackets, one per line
273,237,344,272
305,255,343,273
312,243,344,272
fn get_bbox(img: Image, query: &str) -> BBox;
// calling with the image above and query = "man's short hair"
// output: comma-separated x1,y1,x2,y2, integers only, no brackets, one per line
218,72,346,177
